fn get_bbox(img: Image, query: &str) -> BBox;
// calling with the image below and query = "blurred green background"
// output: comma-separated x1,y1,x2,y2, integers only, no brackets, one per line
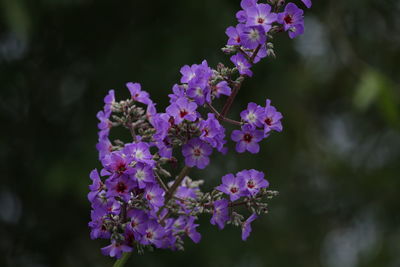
1,0,399,266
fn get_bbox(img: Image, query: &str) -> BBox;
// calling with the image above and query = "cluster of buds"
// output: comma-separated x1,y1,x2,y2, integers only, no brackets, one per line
89,0,311,261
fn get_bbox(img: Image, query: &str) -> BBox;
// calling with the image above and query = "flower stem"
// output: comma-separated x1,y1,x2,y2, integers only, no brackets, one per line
113,251,131,267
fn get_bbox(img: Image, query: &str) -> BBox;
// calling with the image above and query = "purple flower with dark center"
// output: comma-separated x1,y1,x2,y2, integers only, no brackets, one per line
241,213,258,241
184,216,201,243
182,138,213,169
166,97,198,125
101,152,132,179
240,25,266,49
101,240,132,259
127,208,148,234
240,102,264,127
236,169,269,196
277,3,304,39
231,124,264,153
246,3,277,32
262,99,283,134
216,173,245,201
104,198,121,216
211,81,231,98
226,23,246,46
123,142,154,166
302,0,312,9
231,53,253,77
105,175,134,202
210,199,230,230
144,185,164,208
131,163,155,189
126,82,152,105
138,220,165,248
88,169,104,202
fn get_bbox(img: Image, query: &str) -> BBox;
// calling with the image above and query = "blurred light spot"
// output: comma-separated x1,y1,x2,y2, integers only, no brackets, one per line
0,189,22,224
295,16,337,82
321,210,381,267
0,33,28,62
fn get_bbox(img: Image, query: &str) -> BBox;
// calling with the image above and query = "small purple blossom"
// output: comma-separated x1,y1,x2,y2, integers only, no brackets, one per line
216,174,245,201
210,199,230,230
236,169,269,196
138,220,165,248
226,23,246,46
231,124,264,153
105,175,134,202
231,53,253,77
240,102,264,127
101,241,132,259
240,25,266,49
182,138,213,169
245,3,277,32
241,213,258,241
302,0,312,9
211,81,231,98
277,3,305,39
262,99,283,134
126,82,152,105
131,163,155,189
144,185,165,208
88,169,104,202
166,97,198,125
183,216,201,243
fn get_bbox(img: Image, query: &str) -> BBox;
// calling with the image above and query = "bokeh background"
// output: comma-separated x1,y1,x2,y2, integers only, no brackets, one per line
1,0,400,266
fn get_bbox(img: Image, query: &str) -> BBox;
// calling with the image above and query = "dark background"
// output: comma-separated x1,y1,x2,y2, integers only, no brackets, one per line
1,0,399,266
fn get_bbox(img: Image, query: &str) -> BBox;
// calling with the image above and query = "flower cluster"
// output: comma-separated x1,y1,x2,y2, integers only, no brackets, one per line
89,0,311,261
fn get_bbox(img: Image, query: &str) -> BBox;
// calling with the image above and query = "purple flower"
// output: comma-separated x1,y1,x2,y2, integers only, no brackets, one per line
88,169,104,202
89,211,110,239
96,137,112,160
138,220,165,248
187,85,210,106
301,0,312,9
180,61,213,89
166,97,198,125
236,0,258,23
210,199,230,230
123,142,154,166
126,82,152,105
231,124,264,153
236,169,269,196
198,113,226,151
101,240,132,259
262,99,283,134
216,174,245,201
184,216,201,243
96,110,111,139
277,3,304,39
168,84,186,104
101,152,132,179
241,213,258,241
105,175,134,202
240,25,266,49
131,163,155,189
103,89,115,113
127,209,148,234
231,53,253,77
182,138,213,169
144,185,165,208
226,23,246,46
211,81,231,98
245,3,277,32
240,102,264,127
